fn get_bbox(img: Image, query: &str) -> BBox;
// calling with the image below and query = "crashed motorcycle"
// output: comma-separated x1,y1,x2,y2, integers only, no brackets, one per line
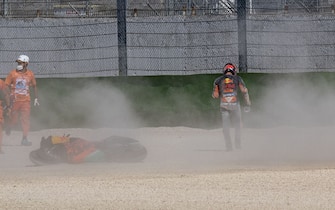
29,135,147,166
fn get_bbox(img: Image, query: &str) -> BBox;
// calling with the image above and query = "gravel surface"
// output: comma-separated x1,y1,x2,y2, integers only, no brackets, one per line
1,126,334,209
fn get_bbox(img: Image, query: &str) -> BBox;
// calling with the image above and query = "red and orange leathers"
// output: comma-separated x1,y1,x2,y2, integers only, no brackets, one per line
212,72,250,150
212,74,249,110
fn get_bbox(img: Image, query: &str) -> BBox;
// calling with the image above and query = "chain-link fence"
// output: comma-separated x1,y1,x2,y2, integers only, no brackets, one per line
1,0,335,18
0,18,119,77
0,1,334,78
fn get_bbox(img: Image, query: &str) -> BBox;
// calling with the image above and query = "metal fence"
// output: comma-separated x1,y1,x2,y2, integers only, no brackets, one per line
1,0,335,18
0,1,334,78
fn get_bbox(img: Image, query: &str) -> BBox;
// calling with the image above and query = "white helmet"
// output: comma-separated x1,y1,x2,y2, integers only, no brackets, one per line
16,55,29,63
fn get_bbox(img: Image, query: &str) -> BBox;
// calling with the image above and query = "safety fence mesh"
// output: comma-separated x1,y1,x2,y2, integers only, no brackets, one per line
1,0,334,18
0,1,334,78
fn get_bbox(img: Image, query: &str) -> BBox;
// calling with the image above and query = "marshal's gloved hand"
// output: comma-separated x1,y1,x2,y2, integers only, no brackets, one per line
3,105,11,117
34,98,40,106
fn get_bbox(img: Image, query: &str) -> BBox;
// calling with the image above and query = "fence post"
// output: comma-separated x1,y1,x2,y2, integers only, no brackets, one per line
237,0,247,73
117,0,128,76
2,0,9,16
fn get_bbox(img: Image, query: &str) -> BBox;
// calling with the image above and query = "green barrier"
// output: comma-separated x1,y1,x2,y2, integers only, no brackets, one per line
29,72,335,130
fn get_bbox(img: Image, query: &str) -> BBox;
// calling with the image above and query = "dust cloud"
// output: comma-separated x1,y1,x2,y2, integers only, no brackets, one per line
239,75,335,167
67,82,142,128
33,82,142,130
256,75,335,127
7,75,335,170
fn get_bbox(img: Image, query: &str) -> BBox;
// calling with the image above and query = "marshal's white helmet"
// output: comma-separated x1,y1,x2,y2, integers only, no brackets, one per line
16,55,29,63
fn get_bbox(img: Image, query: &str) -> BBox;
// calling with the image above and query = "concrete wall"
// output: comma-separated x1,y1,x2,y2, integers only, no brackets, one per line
0,14,334,78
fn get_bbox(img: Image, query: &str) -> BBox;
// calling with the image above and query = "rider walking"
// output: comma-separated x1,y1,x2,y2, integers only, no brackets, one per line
212,63,251,151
